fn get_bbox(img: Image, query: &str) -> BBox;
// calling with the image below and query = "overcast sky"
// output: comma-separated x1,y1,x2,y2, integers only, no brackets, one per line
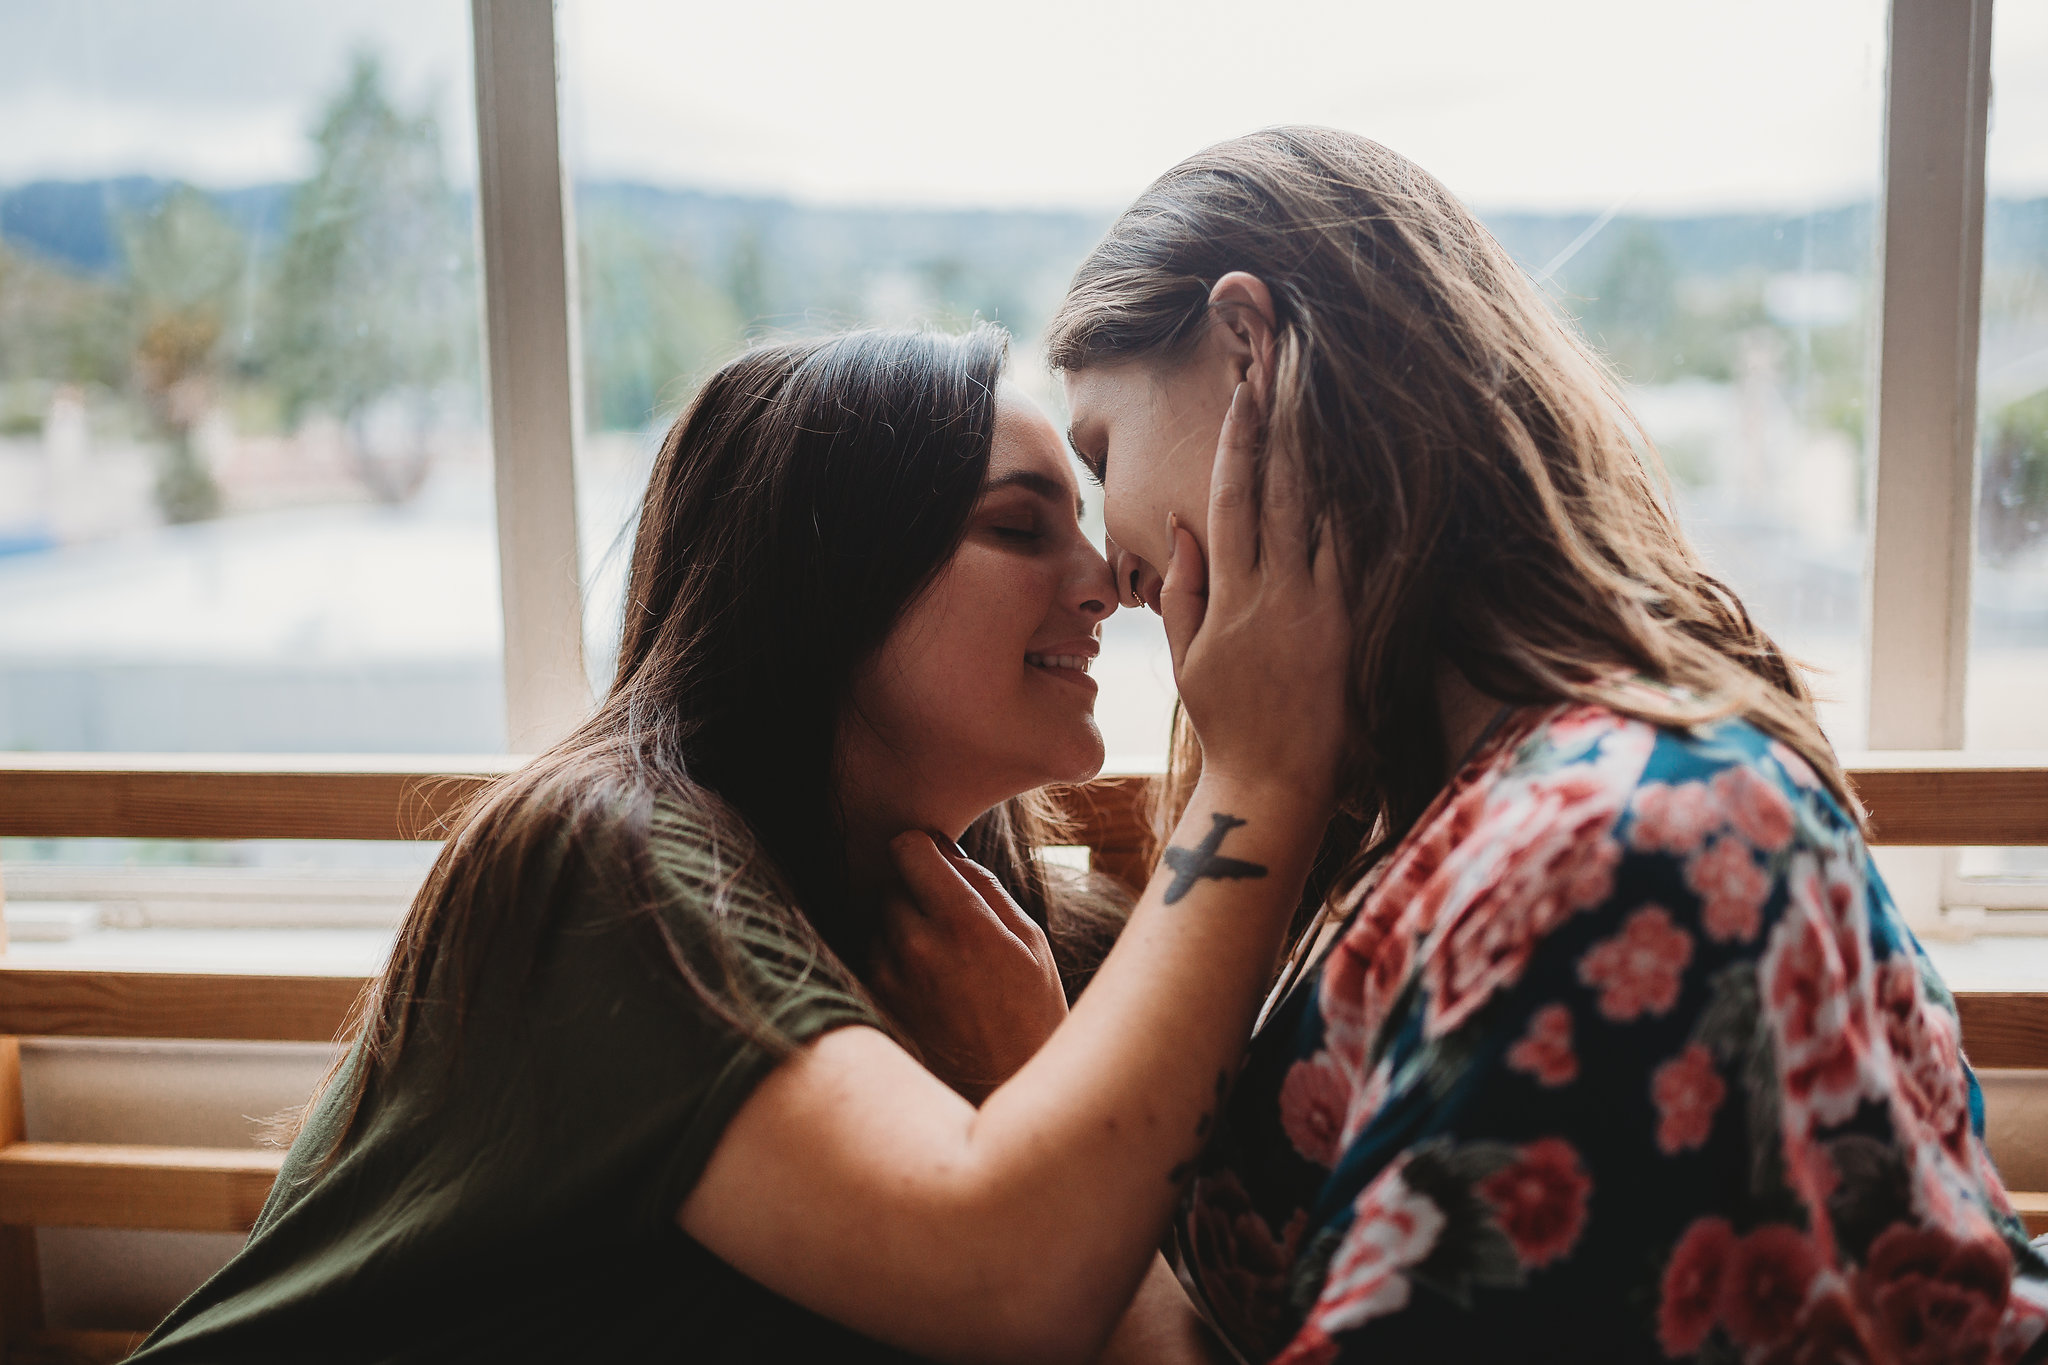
3,0,2045,213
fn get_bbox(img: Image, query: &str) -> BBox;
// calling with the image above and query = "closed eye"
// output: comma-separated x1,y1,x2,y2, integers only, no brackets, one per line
1066,429,1107,486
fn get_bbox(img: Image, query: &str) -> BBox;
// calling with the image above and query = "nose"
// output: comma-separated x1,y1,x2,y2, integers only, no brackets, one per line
1106,534,1163,614
1073,537,1119,623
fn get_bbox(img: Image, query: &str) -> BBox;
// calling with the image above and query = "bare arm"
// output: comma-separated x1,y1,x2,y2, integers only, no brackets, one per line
679,385,1346,1364
1096,1256,1223,1365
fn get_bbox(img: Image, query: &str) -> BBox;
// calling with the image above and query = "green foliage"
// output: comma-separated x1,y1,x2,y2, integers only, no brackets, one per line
1576,224,1679,381
1981,388,2048,565
265,51,473,497
154,428,221,523
577,209,742,431
119,184,245,333
0,246,127,391
118,184,248,521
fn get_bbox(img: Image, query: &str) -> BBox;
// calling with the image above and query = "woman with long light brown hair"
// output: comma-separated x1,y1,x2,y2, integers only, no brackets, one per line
1050,127,2048,1364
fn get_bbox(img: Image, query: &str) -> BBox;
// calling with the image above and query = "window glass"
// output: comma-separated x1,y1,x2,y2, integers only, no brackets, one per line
1968,2,2048,754
560,0,1885,768
0,2,500,755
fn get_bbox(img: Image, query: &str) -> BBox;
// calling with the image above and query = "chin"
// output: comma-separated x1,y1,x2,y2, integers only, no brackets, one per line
1038,724,1107,786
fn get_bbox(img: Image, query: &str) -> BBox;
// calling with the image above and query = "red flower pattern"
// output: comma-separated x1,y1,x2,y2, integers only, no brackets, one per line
1763,855,1879,1128
1319,732,1510,1069
1686,835,1771,943
1419,755,1640,1038
1179,706,2042,1365
1506,1003,1578,1087
1629,779,1722,855
1184,1168,1309,1354
1279,1051,1351,1168
1860,1223,2012,1365
1652,1043,1727,1154
1757,1287,1881,1365
1657,1216,1736,1356
1719,1224,1824,1348
1310,1160,1447,1333
1770,739,1822,791
1876,957,1970,1157
1476,1137,1590,1268
1270,1325,1340,1365
1713,763,1796,853
1578,905,1693,1021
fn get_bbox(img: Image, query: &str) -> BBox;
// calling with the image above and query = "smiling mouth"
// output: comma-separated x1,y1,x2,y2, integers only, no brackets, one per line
1026,653,1095,674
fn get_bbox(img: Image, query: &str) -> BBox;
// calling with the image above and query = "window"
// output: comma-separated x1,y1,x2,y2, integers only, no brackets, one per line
1953,1,2048,910
0,2,500,755
0,2,2038,884
558,0,1888,761
1970,1,2048,753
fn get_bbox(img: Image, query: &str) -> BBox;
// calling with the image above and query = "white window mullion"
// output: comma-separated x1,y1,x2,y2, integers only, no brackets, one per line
1864,0,1994,929
471,0,591,753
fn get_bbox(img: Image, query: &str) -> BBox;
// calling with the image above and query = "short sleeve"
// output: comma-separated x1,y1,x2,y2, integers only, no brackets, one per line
636,799,884,1216
499,796,883,1229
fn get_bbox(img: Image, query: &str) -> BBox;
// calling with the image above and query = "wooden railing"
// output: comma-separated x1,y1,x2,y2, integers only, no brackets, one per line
0,752,2044,1361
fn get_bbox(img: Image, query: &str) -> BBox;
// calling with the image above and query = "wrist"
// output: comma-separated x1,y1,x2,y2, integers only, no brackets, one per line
1187,768,1334,830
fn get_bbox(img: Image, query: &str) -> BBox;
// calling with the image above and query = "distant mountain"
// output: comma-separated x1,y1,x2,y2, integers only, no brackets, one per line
4,175,2042,293
0,178,293,273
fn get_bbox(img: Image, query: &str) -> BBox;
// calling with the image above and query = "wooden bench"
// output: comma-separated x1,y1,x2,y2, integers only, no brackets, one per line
0,753,2042,1362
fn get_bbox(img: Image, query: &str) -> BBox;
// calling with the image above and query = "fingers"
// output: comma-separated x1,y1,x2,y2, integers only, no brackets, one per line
1206,383,1259,592
889,833,983,922
1158,517,1208,679
887,831,1033,950
933,841,1037,943
1259,410,1312,583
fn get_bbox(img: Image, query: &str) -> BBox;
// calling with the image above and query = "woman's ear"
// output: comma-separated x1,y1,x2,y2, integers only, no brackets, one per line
1209,271,1279,407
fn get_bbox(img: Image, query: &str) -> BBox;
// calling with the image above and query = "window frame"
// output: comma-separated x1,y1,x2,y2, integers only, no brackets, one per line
467,0,2023,921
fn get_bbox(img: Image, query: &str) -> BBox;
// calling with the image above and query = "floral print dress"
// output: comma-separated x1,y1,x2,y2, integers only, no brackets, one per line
1176,703,2048,1365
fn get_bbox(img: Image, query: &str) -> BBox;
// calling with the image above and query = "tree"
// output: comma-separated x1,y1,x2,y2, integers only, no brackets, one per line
267,52,473,503
120,184,247,522
1575,223,1682,384
578,208,741,431
1981,389,2048,567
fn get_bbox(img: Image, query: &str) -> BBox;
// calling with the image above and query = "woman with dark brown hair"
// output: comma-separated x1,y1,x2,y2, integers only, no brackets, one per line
129,325,1347,1363
1050,127,2048,1364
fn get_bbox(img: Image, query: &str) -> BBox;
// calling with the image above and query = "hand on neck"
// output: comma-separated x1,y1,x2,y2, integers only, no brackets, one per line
835,724,984,904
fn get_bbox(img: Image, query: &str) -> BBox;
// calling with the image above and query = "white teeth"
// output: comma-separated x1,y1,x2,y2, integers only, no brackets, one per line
1026,653,1092,673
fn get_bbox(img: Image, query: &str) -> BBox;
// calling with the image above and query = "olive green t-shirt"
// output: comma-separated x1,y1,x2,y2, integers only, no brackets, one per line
129,797,913,1363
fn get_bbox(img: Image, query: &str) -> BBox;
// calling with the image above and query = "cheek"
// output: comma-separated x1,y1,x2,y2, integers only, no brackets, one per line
872,553,1049,719
1103,435,1211,573
1103,460,1171,568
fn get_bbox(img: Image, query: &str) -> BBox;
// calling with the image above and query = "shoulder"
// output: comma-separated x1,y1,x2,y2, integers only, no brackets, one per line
641,791,873,1021
1319,704,1846,1052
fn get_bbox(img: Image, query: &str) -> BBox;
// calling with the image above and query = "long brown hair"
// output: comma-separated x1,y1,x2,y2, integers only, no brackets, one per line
303,326,1124,1152
1046,127,1857,887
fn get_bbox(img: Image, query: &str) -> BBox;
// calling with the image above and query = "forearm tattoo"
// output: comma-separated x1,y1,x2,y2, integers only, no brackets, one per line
1161,813,1269,905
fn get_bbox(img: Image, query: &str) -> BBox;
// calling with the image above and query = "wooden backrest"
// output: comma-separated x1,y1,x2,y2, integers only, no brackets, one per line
0,753,2043,1361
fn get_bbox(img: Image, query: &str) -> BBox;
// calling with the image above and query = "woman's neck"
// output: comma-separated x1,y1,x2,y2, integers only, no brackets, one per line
834,728,983,903
839,797,968,902
1436,664,1503,772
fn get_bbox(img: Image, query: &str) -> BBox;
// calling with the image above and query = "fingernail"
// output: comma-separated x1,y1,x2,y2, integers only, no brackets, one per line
1167,514,1179,568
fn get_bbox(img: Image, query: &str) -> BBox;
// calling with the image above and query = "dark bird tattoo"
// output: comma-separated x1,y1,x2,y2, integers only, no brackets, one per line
1162,813,1269,905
